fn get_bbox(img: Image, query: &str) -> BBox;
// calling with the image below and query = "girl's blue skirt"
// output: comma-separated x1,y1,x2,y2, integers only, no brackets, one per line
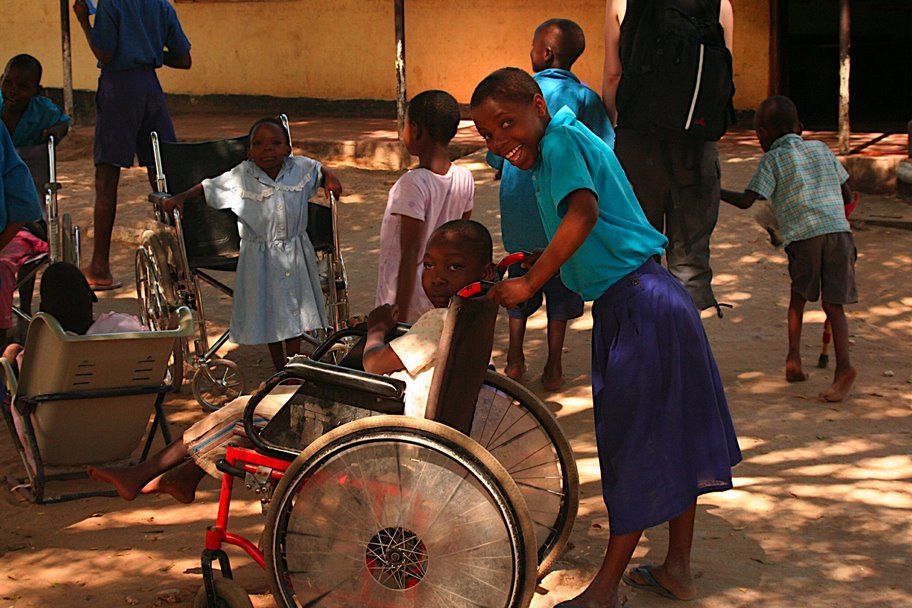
591,259,741,535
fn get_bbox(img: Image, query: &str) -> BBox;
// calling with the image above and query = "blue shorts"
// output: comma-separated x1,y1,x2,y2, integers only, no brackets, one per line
94,68,176,168
506,263,584,321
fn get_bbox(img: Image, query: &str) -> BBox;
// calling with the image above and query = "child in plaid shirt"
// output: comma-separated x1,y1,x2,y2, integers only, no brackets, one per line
722,96,857,402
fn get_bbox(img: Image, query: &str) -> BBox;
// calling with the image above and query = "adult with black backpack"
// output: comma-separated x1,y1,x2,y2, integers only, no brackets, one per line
603,0,735,317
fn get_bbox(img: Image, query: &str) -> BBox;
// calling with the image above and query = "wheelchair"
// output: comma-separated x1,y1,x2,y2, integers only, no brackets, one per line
137,117,351,410
11,136,81,324
194,285,579,608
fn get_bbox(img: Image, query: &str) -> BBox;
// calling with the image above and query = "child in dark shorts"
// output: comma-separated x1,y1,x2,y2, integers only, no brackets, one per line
722,95,857,402
73,0,192,290
490,19,613,391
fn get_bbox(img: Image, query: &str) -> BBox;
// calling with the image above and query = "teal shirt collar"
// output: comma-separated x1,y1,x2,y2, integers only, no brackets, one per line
535,68,581,84
536,106,579,169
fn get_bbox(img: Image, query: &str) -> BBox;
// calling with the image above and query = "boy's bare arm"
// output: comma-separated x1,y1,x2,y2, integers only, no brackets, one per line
490,189,597,308
73,0,115,65
42,122,70,143
163,183,204,214
720,188,760,209
840,182,853,206
602,0,624,125
362,305,407,375
393,216,424,323
163,51,192,70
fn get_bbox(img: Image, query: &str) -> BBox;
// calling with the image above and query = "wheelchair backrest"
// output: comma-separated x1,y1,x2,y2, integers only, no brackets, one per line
15,144,50,196
424,295,499,435
13,309,195,466
156,136,248,261
155,136,337,258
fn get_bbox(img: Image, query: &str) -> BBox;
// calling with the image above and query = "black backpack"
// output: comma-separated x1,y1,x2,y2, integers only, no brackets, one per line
617,0,736,142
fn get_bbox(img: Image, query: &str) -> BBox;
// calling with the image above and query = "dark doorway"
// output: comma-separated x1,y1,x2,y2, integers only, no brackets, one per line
778,0,911,131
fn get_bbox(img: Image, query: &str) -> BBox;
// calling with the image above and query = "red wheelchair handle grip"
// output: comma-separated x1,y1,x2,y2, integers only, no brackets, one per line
497,251,528,270
457,280,494,298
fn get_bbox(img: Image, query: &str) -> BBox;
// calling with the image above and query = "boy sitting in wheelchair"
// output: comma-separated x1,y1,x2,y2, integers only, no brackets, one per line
90,220,496,503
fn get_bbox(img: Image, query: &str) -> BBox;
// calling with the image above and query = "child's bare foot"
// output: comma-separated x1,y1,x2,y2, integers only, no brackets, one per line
505,359,526,381
88,466,145,501
624,564,696,601
541,364,563,392
141,473,197,504
785,355,809,382
819,366,857,402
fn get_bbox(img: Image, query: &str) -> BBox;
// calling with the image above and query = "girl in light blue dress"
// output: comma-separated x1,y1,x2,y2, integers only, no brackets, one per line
164,118,343,370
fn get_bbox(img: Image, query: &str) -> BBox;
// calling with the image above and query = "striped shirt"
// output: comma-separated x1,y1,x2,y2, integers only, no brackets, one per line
747,134,850,246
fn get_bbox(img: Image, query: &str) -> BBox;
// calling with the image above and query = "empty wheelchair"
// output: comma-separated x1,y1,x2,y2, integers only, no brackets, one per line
195,286,579,608
137,117,350,410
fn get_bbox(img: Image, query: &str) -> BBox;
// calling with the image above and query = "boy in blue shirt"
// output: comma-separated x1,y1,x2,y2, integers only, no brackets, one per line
721,96,857,402
0,123,42,254
73,0,191,290
1,55,70,147
488,19,614,391
472,68,740,608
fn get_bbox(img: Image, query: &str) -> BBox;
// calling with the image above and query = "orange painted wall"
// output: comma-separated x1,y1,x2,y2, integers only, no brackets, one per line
1,0,772,109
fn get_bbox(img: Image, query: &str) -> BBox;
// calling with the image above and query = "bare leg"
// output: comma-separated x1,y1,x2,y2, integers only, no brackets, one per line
284,337,302,360
542,319,567,391
786,291,809,382
505,317,527,380
819,302,856,402
267,341,286,372
625,501,698,600
85,163,120,286
141,461,208,504
558,529,643,608
88,437,190,501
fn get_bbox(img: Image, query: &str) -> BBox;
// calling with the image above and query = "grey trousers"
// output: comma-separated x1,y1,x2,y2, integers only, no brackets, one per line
615,128,721,310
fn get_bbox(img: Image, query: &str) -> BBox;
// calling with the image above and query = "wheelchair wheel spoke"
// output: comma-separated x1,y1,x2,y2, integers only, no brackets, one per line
272,427,526,608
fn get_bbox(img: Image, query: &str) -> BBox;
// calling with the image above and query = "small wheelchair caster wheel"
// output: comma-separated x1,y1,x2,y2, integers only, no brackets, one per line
193,359,246,411
192,578,253,608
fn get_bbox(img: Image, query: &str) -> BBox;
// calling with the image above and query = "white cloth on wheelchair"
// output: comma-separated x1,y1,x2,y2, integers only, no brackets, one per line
183,385,299,478
202,157,329,344
388,307,448,418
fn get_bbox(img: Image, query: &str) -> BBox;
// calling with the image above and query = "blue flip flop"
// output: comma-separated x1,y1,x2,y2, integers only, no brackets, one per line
622,565,683,600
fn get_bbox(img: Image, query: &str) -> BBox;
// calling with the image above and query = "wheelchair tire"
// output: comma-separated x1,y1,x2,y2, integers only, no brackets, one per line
192,578,253,608
475,371,579,577
193,359,245,411
263,415,537,608
136,246,186,392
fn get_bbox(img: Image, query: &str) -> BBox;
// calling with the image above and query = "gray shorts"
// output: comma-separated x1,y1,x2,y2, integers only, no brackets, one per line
785,232,857,305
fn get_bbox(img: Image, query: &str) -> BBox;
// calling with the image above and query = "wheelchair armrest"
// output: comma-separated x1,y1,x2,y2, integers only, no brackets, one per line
0,356,18,396
309,322,410,362
285,359,406,405
148,192,171,205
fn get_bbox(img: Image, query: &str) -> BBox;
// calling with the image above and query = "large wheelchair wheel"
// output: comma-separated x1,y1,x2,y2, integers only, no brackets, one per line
137,228,188,391
264,416,537,608
474,371,579,576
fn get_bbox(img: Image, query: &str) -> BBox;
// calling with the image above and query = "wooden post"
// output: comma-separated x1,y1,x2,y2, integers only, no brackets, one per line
60,0,75,124
837,0,851,155
394,0,406,136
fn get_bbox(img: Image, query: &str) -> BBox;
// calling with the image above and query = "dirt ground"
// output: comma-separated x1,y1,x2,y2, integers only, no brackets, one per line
1,125,910,608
